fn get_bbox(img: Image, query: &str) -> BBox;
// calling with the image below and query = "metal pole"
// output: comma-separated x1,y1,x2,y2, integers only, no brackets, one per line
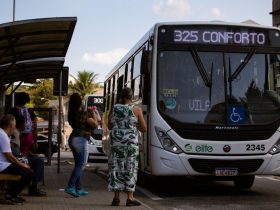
57,70,62,173
13,0,16,21
11,0,16,107
47,108,53,166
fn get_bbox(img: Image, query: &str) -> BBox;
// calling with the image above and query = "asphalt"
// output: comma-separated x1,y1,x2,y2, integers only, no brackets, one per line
0,152,153,210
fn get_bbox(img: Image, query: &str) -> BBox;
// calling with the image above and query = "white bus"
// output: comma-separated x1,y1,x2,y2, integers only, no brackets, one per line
103,22,280,188
84,94,104,116
84,94,104,158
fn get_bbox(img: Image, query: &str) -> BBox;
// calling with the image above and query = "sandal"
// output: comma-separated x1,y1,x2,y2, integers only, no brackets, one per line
111,198,120,206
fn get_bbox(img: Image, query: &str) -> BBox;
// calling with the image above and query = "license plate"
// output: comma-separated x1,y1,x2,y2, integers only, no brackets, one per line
215,168,238,176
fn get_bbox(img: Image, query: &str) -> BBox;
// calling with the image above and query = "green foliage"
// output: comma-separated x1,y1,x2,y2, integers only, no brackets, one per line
28,79,57,107
69,70,99,99
27,79,57,119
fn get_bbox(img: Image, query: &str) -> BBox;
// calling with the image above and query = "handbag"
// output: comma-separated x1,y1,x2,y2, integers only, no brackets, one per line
11,146,29,164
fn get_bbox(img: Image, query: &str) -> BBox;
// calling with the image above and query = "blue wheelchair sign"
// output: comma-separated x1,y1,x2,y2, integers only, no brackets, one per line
227,106,246,124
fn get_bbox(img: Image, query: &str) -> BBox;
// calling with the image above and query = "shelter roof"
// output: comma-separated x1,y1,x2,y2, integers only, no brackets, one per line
0,17,76,86
0,58,66,85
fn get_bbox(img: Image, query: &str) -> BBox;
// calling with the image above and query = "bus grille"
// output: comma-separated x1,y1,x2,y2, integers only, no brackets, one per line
188,159,264,174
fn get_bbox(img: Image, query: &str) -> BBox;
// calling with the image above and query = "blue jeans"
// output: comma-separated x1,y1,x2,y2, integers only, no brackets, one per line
27,156,44,183
67,136,88,189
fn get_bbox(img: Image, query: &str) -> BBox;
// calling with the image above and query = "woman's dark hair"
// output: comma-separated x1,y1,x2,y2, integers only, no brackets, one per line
120,87,133,103
16,114,25,129
68,93,82,127
16,92,30,106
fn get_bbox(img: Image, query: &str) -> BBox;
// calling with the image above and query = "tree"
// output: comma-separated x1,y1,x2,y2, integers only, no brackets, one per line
28,79,57,107
69,70,99,99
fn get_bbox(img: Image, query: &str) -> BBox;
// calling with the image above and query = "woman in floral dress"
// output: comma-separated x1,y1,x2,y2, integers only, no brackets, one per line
108,87,147,206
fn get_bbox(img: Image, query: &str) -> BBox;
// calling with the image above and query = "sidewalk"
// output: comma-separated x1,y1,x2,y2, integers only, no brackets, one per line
0,155,153,210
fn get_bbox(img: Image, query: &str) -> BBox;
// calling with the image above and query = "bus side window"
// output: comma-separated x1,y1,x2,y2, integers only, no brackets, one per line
133,76,141,100
125,61,133,85
117,76,124,103
103,83,107,112
134,50,142,77
124,64,128,84
106,79,111,111
111,76,115,107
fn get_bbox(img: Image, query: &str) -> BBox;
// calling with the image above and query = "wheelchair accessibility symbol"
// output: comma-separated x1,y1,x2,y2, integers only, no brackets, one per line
227,106,245,124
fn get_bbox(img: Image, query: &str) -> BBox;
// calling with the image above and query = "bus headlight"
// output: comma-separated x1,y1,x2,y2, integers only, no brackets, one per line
269,138,280,155
155,127,183,154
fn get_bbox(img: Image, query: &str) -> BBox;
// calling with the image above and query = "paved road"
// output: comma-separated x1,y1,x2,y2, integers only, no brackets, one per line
133,175,280,210
59,151,280,210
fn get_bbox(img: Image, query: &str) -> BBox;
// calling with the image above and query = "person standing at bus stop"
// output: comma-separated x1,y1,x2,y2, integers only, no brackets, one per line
65,93,98,197
108,87,147,206
9,92,38,157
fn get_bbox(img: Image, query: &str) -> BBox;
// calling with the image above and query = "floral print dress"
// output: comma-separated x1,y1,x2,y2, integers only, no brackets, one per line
108,104,139,192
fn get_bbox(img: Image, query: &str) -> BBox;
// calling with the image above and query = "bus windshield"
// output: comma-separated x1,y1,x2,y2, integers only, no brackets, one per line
157,50,280,125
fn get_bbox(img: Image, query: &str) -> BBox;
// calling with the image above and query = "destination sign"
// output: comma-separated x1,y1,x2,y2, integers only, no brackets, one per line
157,25,277,46
173,29,266,45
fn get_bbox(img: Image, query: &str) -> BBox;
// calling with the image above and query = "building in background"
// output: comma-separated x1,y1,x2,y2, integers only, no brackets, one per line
271,0,280,26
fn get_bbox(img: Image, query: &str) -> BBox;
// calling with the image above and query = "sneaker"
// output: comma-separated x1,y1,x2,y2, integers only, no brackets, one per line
28,188,47,197
76,188,89,196
126,199,141,206
65,187,80,197
5,194,25,203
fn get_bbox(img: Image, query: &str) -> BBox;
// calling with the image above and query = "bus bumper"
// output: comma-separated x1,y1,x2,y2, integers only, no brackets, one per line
151,146,280,176
150,146,190,176
262,153,280,175
178,153,280,176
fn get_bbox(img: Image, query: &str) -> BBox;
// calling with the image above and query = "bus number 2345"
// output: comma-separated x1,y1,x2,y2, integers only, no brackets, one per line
246,144,265,151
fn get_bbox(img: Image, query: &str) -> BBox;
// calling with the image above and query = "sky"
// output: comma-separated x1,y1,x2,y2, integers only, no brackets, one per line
0,0,273,83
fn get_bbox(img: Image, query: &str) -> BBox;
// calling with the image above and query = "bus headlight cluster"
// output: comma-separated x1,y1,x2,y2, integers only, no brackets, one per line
269,138,280,155
155,127,183,154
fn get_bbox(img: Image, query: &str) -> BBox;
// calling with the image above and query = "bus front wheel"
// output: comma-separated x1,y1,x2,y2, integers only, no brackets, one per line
233,175,255,189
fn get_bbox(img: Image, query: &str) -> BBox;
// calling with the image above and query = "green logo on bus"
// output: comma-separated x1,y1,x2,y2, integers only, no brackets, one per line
195,144,213,153
185,144,193,152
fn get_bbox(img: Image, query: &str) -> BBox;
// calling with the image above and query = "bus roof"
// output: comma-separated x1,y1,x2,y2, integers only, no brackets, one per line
84,94,103,98
153,20,276,30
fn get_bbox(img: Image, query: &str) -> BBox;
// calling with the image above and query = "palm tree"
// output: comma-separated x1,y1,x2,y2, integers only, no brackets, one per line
69,70,99,99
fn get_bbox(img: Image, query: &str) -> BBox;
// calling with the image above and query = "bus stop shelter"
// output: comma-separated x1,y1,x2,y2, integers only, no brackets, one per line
0,17,77,172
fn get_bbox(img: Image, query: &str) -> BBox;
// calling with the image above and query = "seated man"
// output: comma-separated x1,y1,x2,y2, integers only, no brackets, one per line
0,114,33,203
10,115,46,196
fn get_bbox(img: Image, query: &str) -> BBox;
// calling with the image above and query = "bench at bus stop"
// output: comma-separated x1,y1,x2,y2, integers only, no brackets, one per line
0,174,21,204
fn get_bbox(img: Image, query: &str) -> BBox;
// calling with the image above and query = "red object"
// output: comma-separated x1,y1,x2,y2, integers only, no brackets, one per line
20,132,34,156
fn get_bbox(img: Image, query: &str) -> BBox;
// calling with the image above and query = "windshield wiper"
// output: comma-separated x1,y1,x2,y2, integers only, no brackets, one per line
209,62,213,105
228,48,256,82
190,47,212,87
